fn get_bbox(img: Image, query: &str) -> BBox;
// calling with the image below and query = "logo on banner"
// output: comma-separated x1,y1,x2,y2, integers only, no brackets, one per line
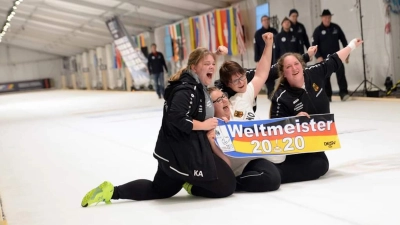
214,114,341,158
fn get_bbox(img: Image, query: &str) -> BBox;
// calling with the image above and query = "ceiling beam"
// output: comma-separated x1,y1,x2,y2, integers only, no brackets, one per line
6,29,99,49
181,0,229,8
117,0,198,17
9,20,113,43
42,2,171,24
1,41,73,57
8,35,86,53
0,8,113,38
12,6,152,31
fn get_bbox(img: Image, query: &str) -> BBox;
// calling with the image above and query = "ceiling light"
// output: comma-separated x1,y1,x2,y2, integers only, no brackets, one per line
1,0,24,40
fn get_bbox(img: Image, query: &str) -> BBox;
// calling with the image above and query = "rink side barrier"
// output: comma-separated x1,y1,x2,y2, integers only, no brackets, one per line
0,194,7,225
0,78,52,94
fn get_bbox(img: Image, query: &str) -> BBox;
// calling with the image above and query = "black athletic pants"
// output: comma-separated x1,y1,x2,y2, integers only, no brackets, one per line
236,158,281,192
325,65,349,99
111,154,236,201
275,152,329,184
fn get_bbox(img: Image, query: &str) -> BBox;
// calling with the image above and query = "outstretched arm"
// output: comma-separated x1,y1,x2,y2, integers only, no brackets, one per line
336,38,362,62
251,32,274,96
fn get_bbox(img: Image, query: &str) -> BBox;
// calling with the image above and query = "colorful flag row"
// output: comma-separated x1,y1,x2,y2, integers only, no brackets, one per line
166,5,246,62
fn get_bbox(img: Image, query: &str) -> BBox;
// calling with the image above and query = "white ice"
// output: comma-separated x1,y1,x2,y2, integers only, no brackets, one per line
0,90,399,225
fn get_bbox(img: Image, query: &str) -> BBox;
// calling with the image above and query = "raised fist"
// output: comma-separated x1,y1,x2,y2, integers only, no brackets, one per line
307,45,318,58
262,32,274,44
350,38,363,48
216,46,228,55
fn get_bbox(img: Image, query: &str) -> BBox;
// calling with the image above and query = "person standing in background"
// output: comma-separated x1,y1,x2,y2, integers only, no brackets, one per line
288,9,310,55
312,9,350,101
254,15,278,98
274,17,303,60
148,43,168,99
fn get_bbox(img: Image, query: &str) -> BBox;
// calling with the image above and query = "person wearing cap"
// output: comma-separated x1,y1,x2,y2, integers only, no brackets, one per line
312,9,350,101
274,17,303,61
288,9,310,54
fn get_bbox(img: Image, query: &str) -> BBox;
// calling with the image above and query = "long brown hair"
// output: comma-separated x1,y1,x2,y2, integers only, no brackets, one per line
169,47,216,81
271,53,306,96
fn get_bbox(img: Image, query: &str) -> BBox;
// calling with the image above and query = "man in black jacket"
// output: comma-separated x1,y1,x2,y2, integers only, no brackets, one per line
254,15,278,63
254,16,278,97
288,9,310,54
312,9,350,101
147,43,168,99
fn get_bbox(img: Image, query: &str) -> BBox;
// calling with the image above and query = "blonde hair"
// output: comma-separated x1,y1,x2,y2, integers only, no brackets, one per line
169,47,216,81
271,53,306,96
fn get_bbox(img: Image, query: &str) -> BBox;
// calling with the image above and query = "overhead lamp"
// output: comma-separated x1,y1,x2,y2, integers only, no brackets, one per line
0,0,24,43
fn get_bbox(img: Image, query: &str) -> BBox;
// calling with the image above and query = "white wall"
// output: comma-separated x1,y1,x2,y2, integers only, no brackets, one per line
390,10,400,83
320,0,394,91
0,44,63,88
151,0,400,93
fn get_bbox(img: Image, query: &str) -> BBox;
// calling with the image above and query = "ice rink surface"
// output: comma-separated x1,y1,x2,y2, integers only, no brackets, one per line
0,90,399,225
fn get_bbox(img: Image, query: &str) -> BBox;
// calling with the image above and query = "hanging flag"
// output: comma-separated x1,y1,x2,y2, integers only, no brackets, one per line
188,17,196,51
193,17,200,48
201,14,210,50
215,10,223,47
181,22,188,60
176,23,184,61
226,8,233,55
115,46,122,69
140,34,146,47
208,12,217,52
171,23,179,62
234,5,246,54
221,9,228,48
229,7,238,55
165,26,173,60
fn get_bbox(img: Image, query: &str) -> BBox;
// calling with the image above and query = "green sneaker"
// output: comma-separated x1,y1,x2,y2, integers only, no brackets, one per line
81,181,114,207
182,182,193,195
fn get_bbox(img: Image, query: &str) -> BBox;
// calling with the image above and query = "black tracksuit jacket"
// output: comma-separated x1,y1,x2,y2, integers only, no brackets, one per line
274,30,303,60
290,21,310,54
312,23,348,59
153,72,217,182
270,53,343,118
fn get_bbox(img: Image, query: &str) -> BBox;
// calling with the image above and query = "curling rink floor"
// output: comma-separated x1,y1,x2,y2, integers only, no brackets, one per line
0,90,399,225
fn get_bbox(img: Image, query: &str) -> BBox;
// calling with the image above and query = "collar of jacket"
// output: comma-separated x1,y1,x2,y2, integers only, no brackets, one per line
280,79,307,95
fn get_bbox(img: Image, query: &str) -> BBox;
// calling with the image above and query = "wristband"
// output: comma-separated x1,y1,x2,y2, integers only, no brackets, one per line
348,41,356,51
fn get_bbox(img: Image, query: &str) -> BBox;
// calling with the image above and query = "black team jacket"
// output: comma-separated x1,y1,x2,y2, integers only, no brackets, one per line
270,53,343,118
290,21,311,54
153,72,217,181
312,23,348,59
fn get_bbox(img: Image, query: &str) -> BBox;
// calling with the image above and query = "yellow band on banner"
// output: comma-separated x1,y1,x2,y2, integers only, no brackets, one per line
215,114,342,158
232,135,341,155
